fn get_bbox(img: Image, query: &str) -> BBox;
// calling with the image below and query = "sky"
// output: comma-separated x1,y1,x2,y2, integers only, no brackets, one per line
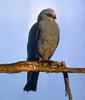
0,0,85,100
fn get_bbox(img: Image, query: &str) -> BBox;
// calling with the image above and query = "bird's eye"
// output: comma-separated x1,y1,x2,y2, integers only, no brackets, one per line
47,13,56,19
47,14,52,17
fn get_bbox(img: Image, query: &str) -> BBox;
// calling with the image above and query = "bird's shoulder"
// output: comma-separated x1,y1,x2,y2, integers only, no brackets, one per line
29,23,38,34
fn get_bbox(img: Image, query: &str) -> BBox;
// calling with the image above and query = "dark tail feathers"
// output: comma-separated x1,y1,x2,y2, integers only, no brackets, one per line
24,72,39,92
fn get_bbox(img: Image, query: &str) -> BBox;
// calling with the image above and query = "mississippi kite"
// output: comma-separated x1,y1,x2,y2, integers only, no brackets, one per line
24,8,60,92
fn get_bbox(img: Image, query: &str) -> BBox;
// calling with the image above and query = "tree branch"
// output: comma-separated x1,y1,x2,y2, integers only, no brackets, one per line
0,60,85,100
0,60,85,74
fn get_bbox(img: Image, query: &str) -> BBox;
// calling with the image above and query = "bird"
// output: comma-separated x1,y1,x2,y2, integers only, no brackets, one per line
23,8,60,92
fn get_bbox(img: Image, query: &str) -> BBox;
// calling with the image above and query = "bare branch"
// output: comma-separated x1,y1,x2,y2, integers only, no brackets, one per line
0,60,85,74
0,60,85,100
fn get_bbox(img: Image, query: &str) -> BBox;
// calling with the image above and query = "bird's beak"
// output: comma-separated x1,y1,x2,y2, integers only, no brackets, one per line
53,15,56,19
52,12,56,19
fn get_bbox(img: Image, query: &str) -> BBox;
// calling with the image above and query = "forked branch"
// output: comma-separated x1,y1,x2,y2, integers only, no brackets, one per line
0,60,85,100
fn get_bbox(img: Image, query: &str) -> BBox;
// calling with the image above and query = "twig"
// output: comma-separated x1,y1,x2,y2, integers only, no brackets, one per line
61,62,72,100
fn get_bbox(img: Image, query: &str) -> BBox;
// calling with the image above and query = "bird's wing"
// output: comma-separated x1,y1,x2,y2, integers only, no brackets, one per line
24,22,40,92
27,22,39,60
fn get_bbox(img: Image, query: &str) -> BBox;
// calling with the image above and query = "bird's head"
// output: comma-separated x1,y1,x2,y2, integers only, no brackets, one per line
38,8,56,21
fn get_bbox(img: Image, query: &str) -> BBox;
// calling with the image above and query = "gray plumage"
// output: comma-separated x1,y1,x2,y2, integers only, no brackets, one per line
24,8,60,92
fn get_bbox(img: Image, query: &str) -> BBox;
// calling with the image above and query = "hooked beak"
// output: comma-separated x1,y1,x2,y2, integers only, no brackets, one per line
52,11,56,19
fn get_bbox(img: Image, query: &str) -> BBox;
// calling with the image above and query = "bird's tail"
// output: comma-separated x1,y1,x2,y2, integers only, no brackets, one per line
23,72,39,92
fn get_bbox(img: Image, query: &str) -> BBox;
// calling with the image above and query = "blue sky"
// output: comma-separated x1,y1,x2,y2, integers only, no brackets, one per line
0,0,85,100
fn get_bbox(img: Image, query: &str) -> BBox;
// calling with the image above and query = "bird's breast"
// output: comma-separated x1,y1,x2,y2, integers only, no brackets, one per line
37,20,60,60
